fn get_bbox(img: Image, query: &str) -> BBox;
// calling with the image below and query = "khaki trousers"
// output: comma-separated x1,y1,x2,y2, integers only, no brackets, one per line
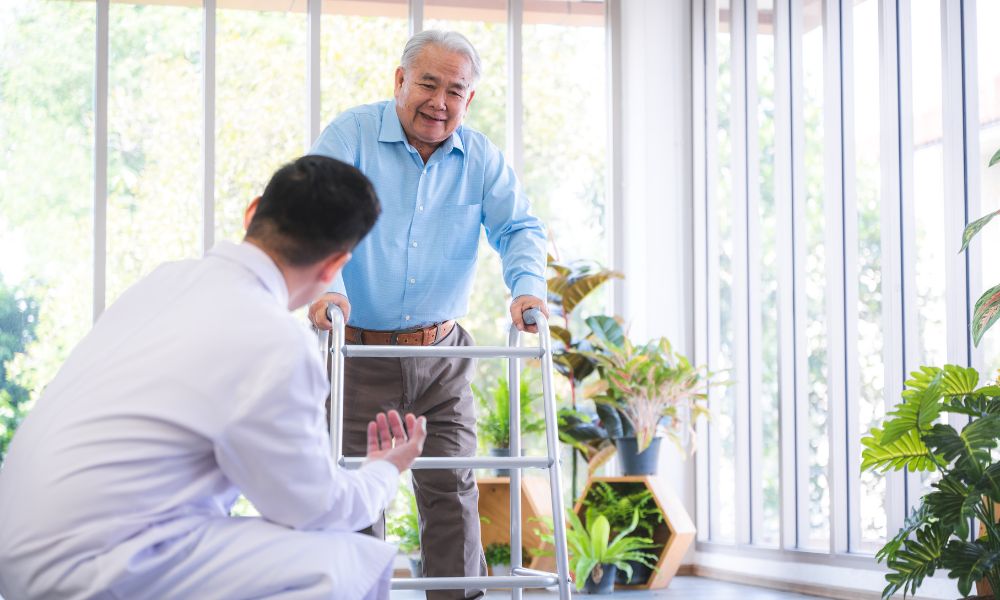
341,323,487,600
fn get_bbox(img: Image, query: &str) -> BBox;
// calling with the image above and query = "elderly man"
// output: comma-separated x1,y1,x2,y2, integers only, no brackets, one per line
308,30,548,600
0,156,426,600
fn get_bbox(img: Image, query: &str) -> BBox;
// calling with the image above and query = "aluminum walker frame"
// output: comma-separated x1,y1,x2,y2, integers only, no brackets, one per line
325,305,572,599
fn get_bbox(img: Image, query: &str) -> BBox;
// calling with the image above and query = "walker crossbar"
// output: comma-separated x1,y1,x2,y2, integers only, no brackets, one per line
339,456,553,470
389,575,561,590
325,305,573,600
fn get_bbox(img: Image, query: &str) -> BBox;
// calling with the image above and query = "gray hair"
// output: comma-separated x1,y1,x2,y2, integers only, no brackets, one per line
401,30,482,88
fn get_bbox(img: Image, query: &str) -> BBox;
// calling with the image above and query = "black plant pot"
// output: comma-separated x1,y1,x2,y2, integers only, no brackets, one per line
490,447,511,477
584,563,618,594
614,559,653,586
615,437,662,475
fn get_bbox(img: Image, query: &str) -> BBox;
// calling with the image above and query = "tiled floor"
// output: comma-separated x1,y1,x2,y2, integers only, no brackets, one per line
391,575,826,599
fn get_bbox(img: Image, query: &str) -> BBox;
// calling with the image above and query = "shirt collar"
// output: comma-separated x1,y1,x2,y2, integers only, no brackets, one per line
207,241,289,308
379,100,465,157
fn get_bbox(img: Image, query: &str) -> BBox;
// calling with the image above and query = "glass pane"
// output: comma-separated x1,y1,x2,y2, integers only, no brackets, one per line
801,0,830,549
911,0,947,370
852,0,887,551
713,0,737,543
215,6,306,243
524,7,607,300
756,2,780,547
425,3,509,348
976,0,1000,378
106,3,202,304
320,0,408,118
0,0,95,462
910,0,947,497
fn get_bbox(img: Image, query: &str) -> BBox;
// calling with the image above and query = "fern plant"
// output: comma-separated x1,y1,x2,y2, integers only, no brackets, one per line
581,481,664,538
860,364,1000,598
474,371,546,450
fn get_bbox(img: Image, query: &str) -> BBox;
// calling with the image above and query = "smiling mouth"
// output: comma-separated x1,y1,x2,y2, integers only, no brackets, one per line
419,112,446,123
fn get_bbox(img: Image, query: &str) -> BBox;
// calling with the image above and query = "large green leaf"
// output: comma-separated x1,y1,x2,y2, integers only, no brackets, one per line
960,209,1000,252
972,282,1000,347
978,462,1000,504
923,475,975,538
923,415,1000,480
585,315,625,349
881,520,947,599
876,505,933,563
861,427,936,473
904,364,978,397
881,374,943,445
550,270,623,316
941,540,1000,597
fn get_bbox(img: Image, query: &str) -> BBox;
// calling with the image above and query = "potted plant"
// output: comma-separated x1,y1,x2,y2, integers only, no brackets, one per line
483,542,528,576
535,507,659,594
580,481,664,585
385,487,422,577
860,364,1000,599
474,370,546,476
583,320,716,474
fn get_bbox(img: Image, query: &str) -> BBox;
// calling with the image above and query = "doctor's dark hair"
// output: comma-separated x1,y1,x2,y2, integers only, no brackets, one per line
246,155,381,266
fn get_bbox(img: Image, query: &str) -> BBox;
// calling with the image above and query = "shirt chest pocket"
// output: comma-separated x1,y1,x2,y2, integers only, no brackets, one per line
442,204,482,260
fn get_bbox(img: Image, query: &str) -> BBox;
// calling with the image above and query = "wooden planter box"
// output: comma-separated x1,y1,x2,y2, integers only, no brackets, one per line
477,476,556,573
573,475,695,590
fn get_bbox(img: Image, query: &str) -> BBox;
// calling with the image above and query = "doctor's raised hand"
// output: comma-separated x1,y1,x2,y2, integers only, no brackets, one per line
366,410,427,473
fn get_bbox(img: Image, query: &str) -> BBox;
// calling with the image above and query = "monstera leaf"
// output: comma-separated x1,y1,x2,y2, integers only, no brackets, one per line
881,521,948,599
880,374,943,445
861,427,936,473
942,540,1000,597
923,415,1000,481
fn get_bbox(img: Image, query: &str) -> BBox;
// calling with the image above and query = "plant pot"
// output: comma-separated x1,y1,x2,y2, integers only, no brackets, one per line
490,447,511,477
489,563,511,576
615,437,662,475
408,556,423,578
614,559,653,586
584,563,618,594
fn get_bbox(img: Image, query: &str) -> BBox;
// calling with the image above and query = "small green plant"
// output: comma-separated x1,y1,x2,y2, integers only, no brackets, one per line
474,370,546,450
584,323,718,453
484,542,512,566
861,364,1000,598
385,487,420,555
582,481,664,538
535,508,658,591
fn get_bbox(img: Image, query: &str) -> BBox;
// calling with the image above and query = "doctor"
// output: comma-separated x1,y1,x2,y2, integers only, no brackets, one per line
0,155,422,600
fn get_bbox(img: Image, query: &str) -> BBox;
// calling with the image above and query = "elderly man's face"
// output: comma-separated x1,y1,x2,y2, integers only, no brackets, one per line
394,44,475,154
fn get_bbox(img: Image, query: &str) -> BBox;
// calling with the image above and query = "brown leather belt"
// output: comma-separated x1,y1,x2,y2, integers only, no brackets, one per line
345,320,456,346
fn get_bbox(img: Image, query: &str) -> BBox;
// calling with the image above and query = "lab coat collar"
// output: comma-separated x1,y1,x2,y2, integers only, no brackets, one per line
208,241,289,308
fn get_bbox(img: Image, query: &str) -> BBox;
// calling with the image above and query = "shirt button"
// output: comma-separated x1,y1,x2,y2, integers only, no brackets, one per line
405,315,411,321
411,241,418,248
418,205,424,212
409,278,416,284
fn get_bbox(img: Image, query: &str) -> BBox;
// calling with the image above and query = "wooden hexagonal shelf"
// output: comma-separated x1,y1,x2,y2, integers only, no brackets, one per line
573,475,695,590
477,475,555,572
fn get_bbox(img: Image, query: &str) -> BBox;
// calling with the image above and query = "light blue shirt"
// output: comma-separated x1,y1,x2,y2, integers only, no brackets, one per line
310,100,547,331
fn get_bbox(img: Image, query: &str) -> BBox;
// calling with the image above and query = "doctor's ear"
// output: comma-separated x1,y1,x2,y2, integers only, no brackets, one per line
243,197,261,231
319,251,351,284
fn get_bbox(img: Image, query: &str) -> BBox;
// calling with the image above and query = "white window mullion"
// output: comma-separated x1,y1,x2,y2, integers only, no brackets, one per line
962,0,984,374
409,0,423,36
790,0,810,550
878,0,908,536
941,0,973,369
841,0,862,554
773,0,798,551
506,0,523,178
705,0,724,543
306,0,321,150
693,0,711,540
94,0,109,322
745,0,765,547
730,0,752,548
823,0,850,556
202,0,216,254
607,0,625,317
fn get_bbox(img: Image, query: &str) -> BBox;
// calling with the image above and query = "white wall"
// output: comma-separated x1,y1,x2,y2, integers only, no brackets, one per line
613,0,696,554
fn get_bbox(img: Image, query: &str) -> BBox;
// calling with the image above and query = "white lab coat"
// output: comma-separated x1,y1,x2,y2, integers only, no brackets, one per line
0,241,399,600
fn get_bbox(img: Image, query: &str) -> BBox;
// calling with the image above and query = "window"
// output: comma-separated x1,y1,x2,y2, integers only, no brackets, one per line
695,0,998,561
0,0,609,465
